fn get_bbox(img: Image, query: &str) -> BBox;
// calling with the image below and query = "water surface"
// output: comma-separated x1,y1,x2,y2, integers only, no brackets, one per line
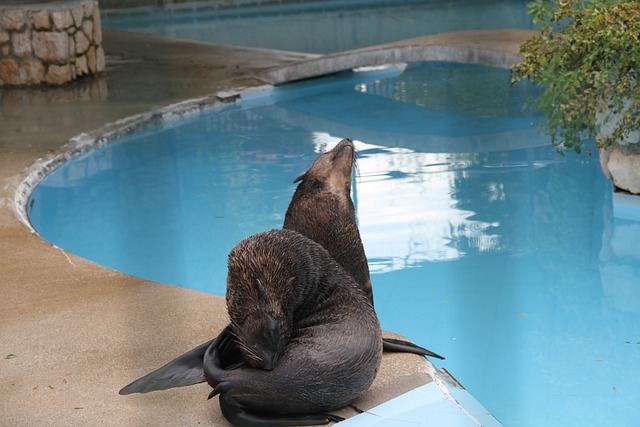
102,0,532,53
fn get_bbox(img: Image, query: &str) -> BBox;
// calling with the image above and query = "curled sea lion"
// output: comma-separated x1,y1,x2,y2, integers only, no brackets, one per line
204,229,382,426
284,138,443,360
120,230,382,426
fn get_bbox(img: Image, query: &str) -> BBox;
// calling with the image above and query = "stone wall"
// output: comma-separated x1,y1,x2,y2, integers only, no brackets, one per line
0,1,105,86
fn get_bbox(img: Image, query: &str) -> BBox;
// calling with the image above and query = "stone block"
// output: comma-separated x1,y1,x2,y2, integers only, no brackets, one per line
46,63,72,85
12,30,32,57
92,6,102,44
69,35,75,58
23,57,45,84
30,10,50,31
0,57,19,85
72,6,84,28
75,54,88,76
82,20,93,43
51,9,73,31
33,31,70,62
84,1,95,19
605,144,640,194
87,45,96,73
0,9,26,31
75,30,90,54
95,45,105,72
0,30,9,44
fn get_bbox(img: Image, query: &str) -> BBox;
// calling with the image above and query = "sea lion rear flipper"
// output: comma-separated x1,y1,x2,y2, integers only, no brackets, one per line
382,337,445,360
203,325,246,388
119,339,214,395
218,393,344,427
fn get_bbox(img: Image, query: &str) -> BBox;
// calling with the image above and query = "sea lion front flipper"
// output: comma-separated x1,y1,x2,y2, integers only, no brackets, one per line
218,393,344,427
382,337,445,360
119,339,213,395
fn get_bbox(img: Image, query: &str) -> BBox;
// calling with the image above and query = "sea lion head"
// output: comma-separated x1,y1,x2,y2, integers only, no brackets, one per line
226,237,300,371
294,138,356,193
227,276,293,371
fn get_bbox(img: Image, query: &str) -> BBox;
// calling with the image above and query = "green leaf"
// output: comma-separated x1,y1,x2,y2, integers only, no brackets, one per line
5,354,17,359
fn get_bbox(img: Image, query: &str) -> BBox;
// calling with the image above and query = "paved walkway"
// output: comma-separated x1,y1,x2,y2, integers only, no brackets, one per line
0,28,532,426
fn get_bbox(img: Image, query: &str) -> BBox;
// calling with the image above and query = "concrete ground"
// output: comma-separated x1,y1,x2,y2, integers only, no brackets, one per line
0,28,532,426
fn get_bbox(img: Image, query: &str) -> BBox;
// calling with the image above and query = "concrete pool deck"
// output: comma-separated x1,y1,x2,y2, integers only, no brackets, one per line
1,28,533,425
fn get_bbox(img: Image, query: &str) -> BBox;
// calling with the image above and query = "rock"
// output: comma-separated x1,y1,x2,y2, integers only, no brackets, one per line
599,147,612,180
33,31,70,62
0,57,19,85
75,30,90,54
87,45,96,72
95,45,105,72
75,54,88,76
82,19,93,42
23,57,45,84
0,9,26,31
83,1,95,19
46,63,72,85
601,141,640,194
30,10,50,31
12,30,32,57
51,9,73,31
92,6,102,44
71,5,84,28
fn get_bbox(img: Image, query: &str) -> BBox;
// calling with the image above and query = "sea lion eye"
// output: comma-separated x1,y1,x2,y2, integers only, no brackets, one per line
262,316,280,344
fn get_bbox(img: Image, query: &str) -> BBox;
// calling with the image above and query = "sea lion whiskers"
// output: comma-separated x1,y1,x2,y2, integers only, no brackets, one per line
227,281,287,371
205,230,382,425
229,319,263,365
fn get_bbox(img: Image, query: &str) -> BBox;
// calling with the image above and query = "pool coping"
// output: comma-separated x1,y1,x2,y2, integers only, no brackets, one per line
2,28,532,426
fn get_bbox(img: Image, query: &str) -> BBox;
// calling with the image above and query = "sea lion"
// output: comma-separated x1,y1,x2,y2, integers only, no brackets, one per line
120,230,382,426
283,138,444,360
204,229,382,426
118,139,440,398
284,138,373,303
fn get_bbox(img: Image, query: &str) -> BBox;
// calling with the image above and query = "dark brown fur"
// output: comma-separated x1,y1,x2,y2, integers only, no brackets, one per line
284,139,373,304
204,229,382,424
283,138,444,360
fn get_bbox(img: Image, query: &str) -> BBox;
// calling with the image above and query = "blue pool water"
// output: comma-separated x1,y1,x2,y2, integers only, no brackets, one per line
102,0,532,54
29,62,640,426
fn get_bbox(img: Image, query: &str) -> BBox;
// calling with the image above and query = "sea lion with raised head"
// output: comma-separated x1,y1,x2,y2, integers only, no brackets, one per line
283,138,443,360
284,138,373,303
204,229,382,426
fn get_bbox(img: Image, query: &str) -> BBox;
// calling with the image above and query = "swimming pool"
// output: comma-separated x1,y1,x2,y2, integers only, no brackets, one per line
102,0,532,54
28,62,640,426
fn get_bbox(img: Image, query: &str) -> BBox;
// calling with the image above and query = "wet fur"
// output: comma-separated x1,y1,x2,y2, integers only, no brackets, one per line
284,139,373,303
283,139,444,360
205,229,383,422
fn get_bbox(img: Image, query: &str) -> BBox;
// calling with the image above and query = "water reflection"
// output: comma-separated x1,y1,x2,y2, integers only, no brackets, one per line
601,195,640,314
354,144,502,270
103,0,532,54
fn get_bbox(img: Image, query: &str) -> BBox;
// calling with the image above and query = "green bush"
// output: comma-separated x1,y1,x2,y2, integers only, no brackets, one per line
511,0,640,154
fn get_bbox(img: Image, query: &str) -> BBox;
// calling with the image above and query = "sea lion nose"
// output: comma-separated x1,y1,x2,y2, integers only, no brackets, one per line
260,352,278,370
